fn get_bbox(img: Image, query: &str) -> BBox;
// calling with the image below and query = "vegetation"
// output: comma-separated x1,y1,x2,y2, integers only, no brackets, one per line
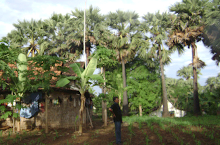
0,0,220,137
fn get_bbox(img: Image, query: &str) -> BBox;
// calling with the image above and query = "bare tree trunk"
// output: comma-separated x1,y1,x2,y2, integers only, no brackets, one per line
139,105,142,117
101,67,107,126
103,67,107,126
159,46,169,117
79,93,86,134
101,67,104,122
191,43,201,115
122,57,128,116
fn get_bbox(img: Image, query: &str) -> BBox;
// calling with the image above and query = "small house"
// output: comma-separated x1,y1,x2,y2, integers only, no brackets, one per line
149,101,186,117
0,61,93,131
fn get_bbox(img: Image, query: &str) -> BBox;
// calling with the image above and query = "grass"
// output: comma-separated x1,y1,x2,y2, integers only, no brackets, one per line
123,115,220,126
122,115,220,145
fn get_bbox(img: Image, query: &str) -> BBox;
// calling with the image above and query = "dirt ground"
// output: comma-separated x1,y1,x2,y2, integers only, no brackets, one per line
0,116,219,145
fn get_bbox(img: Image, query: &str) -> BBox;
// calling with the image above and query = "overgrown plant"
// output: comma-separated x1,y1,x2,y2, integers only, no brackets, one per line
56,55,103,134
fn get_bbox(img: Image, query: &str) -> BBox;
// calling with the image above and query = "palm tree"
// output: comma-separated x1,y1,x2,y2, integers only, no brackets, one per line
203,0,220,65
205,73,220,91
142,12,173,117
69,6,104,64
42,13,80,61
177,66,201,80
106,10,142,115
5,19,45,57
168,0,208,115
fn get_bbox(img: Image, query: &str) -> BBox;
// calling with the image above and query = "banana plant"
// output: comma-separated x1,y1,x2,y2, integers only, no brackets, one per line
56,56,103,133
17,53,27,97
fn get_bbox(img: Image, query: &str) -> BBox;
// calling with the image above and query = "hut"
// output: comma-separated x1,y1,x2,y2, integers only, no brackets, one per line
0,61,93,131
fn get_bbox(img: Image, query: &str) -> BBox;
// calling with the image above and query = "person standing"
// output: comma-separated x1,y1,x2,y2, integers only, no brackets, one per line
109,97,122,145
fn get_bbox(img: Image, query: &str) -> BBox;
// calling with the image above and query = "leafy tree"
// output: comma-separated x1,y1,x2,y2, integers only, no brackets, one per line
200,74,220,115
106,10,143,115
127,57,162,116
166,78,194,112
142,11,173,117
91,46,117,126
56,56,103,134
0,40,23,120
168,0,208,115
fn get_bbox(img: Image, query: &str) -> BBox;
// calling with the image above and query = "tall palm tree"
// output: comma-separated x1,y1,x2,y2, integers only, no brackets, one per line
167,0,208,115
42,13,79,61
69,6,104,64
5,19,45,57
106,10,142,115
142,12,173,117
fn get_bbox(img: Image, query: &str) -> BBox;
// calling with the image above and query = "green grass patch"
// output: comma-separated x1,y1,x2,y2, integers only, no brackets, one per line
123,115,220,126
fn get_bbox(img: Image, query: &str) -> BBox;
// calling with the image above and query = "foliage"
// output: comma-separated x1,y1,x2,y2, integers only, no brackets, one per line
3,19,45,57
177,66,201,80
127,57,162,114
166,73,220,115
0,40,26,119
166,77,194,112
0,42,65,119
203,0,220,65
123,115,220,126
42,13,79,60
92,46,118,69
56,56,103,93
200,73,220,115
93,93,112,115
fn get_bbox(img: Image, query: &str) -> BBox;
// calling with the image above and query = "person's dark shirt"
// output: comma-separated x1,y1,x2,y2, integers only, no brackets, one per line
110,102,122,122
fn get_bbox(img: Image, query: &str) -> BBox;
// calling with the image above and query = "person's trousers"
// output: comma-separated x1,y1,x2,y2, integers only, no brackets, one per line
114,121,121,144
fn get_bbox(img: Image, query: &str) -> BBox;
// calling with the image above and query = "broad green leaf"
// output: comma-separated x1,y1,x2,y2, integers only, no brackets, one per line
56,78,70,87
66,76,78,80
81,57,97,79
69,63,82,77
88,74,104,82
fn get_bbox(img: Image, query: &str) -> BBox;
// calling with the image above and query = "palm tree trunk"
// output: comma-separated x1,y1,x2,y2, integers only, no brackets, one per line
122,57,128,116
79,93,86,134
191,42,201,115
159,46,169,117
32,49,35,57
85,42,90,65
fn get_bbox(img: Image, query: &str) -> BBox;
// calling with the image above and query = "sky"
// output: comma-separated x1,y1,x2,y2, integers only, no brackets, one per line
0,0,219,94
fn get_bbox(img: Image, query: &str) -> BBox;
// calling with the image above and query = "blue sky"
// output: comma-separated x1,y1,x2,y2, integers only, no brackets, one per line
0,0,219,94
